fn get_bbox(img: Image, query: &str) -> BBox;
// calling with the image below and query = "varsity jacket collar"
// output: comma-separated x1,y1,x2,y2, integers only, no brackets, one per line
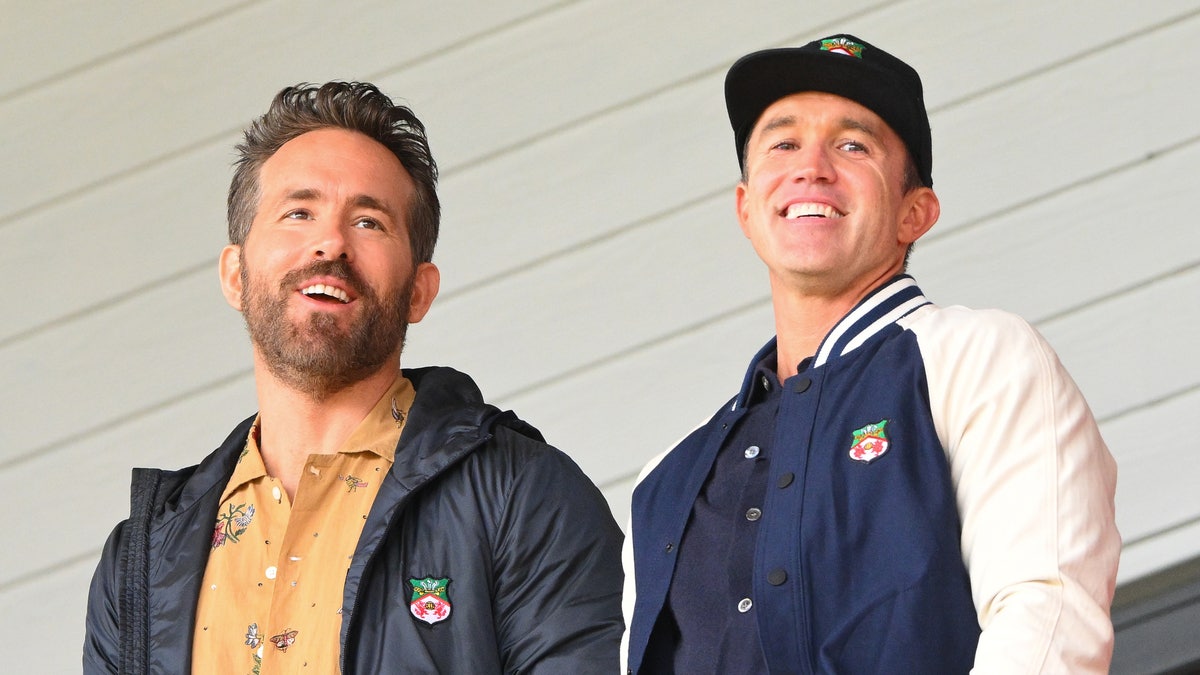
733,275,931,410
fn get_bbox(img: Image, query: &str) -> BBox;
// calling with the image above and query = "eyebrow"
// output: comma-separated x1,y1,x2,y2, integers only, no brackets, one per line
758,114,796,136
837,116,882,141
756,114,883,141
282,189,396,215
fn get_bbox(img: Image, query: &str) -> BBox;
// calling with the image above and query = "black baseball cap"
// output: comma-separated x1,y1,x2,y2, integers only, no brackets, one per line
725,34,932,186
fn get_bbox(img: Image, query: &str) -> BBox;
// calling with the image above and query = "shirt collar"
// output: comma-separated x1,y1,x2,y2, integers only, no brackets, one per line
339,374,415,463
733,275,931,409
222,375,416,502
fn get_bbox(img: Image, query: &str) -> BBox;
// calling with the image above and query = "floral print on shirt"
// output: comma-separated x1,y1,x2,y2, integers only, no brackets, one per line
212,502,255,549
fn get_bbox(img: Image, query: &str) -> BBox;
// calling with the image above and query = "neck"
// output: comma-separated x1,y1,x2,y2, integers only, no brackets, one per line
768,272,895,381
252,355,400,498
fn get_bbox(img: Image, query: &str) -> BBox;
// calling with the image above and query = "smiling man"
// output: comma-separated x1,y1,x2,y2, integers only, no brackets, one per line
84,82,622,674
624,36,1120,673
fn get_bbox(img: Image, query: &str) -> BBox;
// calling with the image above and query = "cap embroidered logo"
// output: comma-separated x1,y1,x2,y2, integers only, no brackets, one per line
819,37,865,58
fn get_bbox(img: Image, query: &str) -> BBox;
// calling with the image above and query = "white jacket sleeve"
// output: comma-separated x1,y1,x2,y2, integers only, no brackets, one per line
911,306,1120,673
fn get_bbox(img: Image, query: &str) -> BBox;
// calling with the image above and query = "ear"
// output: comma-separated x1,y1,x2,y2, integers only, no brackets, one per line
735,181,752,238
407,262,441,324
898,187,940,245
218,244,245,311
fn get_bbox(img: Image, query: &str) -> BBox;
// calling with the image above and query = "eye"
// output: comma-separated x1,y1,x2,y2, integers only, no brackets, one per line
770,140,798,151
838,140,868,153
353,216,382,230
284,209,312,220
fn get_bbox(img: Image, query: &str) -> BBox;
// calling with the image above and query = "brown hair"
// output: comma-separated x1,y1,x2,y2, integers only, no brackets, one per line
227,81,440,263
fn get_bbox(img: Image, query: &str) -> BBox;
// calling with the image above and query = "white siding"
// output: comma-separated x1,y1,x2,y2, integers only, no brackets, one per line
2,1,1197,671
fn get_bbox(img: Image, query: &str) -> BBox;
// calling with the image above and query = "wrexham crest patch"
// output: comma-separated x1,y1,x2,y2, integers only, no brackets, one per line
848,420,890,463
409,576,452,625
820,37,864,58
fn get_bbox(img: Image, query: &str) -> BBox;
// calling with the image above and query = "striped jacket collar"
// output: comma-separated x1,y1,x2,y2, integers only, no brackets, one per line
735,275,931,409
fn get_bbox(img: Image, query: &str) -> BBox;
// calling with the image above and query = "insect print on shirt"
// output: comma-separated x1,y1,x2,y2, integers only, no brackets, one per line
270,629,299,652
391,396,406,427
245,623,262,649
338,474,368,492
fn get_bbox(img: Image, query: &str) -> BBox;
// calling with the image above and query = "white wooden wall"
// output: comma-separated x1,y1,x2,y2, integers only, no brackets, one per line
2,1,1197,671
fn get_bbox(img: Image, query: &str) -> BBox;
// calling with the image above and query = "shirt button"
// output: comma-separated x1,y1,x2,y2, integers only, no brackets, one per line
768,568,788,585
746,507,762,521
744,445,760,459
777,472,795,488
272,486,282,502
265,566,277,580
737,598,753,613
760,375,771,391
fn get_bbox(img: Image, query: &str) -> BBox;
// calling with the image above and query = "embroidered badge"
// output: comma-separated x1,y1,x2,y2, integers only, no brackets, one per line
212,503,255,548
338,474,368,492
848,420,890,463
409,577,452,625
270,629,298,652
820,37,865,58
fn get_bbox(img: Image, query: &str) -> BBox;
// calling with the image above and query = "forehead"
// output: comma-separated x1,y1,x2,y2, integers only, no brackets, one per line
258,127,413,203
750,91,900,145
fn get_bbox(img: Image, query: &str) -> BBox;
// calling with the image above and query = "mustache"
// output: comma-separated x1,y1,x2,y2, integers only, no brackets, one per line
279,259,368,297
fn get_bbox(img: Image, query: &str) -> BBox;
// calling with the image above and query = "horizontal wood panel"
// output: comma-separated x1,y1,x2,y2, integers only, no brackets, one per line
499,302,775,488
1039,265,1200,422
0,557,93,674
0,0,566,222
1106,387,1200,543
390,0,881,170
0,139,232,344
0,273,250,461
916,138,1200,321
601,473,638,535
6,2,1194,354
1119,521,1200,585
0,375,255,586
0,1,248,98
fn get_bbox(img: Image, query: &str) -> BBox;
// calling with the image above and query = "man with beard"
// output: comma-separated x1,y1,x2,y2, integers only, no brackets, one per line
84,82,623,674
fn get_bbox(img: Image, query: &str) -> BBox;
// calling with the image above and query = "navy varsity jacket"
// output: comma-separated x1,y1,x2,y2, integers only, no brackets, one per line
625,275,1120,673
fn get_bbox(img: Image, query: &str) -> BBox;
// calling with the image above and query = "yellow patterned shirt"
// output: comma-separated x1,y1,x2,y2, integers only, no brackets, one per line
192,375,415,674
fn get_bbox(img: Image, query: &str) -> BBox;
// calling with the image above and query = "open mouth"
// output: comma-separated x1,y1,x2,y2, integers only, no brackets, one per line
783,202,845,219
300,284,351,304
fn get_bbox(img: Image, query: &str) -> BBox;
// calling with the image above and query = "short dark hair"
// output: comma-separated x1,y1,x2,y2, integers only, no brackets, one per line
227,81,440,263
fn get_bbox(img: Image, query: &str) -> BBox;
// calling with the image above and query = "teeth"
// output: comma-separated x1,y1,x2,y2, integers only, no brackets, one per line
785,202,844,219
301,284,350,303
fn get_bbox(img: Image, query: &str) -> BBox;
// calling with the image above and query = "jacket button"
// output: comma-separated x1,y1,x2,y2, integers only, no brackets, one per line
768,568,787,585
777,472,794,488
744,445,760,459
793,377,812,393
737,597,753,613
665,542,674,552
745,508,762,521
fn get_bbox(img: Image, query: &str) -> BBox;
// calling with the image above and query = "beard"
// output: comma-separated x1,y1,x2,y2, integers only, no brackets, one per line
239,255,414,400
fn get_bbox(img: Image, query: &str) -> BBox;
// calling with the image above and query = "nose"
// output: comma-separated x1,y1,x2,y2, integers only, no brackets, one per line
790,144,835,183
312,220,350,261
